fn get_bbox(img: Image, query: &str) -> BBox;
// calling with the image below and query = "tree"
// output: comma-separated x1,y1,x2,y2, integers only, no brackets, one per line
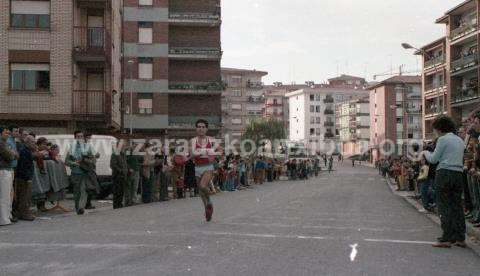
242,118,286,155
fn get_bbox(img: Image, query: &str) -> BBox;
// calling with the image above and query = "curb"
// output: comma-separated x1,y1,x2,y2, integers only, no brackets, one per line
384,176,480,256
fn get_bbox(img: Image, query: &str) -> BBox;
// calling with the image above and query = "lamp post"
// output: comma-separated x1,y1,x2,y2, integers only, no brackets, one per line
127,59,135,135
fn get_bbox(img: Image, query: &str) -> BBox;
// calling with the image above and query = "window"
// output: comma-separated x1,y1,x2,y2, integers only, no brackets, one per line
310,94,314,101
408,133,413,139
10,63,50,91
138,57,153,79
310,128,315,135
233,90,241,97
396,118,403,123
232,118,242,125
273,99,278,105
316,117,321,124
10,0,50,29
315,106,321,113
139,0,153,6
230,76,242,87
316,128,321,136
138,22,153,44
315,94,322,101
231,104,242,110
310,105,315,112
310,117,315,124
138,93,153,114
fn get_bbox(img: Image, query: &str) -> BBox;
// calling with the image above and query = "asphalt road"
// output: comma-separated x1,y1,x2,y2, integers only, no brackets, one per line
1,163,480,276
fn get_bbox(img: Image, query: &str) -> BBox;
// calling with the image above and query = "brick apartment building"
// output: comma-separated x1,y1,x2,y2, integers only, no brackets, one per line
221,68,267,139
418,0,479,140
123,0,222,139
0,0,222,138
0,0,122,134
368,76,422,162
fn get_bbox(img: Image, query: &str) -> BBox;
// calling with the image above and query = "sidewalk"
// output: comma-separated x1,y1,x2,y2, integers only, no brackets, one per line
384,176,480,254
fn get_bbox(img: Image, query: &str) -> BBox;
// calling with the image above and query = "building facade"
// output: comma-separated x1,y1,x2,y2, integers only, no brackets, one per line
220,68,267,139
0,0,123,134
122,0,222,138
286,87,367,154
368,76,422,162
336,97,370,157
418,0,479,139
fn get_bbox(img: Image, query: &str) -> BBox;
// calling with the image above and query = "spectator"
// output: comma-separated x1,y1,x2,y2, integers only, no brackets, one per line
0,127,16,226
422,116,466,248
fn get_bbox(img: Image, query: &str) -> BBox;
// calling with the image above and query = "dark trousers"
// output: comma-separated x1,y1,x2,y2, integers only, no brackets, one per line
435,169,466,242
420,179,434,208
142,176,153,203
112,176,126,209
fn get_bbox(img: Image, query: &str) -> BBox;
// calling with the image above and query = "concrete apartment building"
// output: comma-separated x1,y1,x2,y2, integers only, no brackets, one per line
336,97,370,157
368,76,422,162
418,0,479,140
286,86,367,154
0,0,123,134
123,0,222,138
221,68,267,139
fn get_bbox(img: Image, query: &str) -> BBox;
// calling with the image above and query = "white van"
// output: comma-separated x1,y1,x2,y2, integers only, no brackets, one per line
40,134,117,180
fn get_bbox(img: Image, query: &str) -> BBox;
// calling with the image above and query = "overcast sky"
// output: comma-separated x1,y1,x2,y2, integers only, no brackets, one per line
221,0,463,84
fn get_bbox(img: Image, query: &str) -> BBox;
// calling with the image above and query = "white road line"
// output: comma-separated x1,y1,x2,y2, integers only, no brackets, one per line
363,238,435,245
349,243,358,262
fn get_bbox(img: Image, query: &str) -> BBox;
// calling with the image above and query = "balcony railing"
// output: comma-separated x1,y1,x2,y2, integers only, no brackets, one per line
247,96,264,103
451,86,480,104
450,19,477,41
73,27,106,59
169,82,226,92
323,97,334,103
247,81,263,89
169,47,222,60
324,121,334,127
169,116,221,129
425,82,445,93
424,55,445,69
72,90,105,116
324,109,334,115
451,53,478,73
324,133,335,139
169,12,221,25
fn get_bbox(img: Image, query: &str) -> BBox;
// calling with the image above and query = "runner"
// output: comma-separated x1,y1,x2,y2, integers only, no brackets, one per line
190,119,222,222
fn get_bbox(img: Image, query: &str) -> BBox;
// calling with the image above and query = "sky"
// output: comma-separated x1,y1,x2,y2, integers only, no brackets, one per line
221,0,464,84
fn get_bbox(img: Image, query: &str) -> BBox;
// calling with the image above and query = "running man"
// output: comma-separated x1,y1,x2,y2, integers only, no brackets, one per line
190,119,222,222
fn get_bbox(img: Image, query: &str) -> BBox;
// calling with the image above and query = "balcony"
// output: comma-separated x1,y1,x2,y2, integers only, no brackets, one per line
73,27,106,62
324,109,334,115
76,0,106,8
247,81,263,89
324,133,335,139
451,52,478,75
324,121,334,127
424,55,445,70
450,18,477,42
323,97,334,103
451,86,480,105
168,82,225,94
72,90,105,120
425,82,446,93
169,12,221,26
169,47,222,60
168,116,221,129
247,96,264,103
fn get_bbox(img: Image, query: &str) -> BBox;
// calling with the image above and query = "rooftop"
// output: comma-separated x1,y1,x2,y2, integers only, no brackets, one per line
367,75,421,90
221,67,268,76
328,74,366,82
435,0,476,23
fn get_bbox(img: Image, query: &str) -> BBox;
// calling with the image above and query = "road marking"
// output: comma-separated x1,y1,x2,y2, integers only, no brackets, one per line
349,243,358,262
363,238,435,245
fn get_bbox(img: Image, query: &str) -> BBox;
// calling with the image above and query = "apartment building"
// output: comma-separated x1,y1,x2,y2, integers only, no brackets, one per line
368,76,422,162
122,0,222,138
0,0,122,134
336,97,370,157
286,86,367,154
221,68,267,139
418,0,479,139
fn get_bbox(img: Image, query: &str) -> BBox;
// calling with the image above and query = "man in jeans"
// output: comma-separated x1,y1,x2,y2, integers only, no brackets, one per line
0,127,16,226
